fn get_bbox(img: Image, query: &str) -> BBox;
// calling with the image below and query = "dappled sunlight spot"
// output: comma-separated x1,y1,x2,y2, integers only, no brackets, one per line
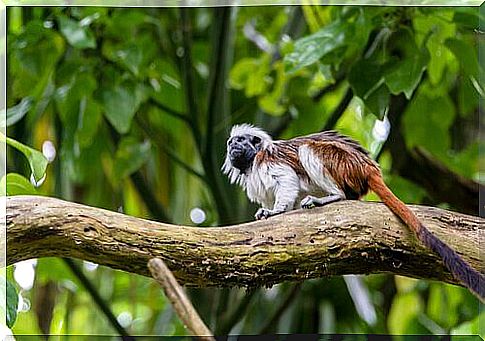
372,117,390,142
83,261,99,272
117,311,133,328
13,260,36,291
190,207,206,225
42,140,56,163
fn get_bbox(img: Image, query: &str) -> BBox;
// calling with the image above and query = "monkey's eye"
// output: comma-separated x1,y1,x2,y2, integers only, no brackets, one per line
252,136,261,145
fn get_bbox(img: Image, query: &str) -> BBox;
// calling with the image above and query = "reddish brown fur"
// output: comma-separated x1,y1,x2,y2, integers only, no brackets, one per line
254,142,309,182
255,130,379,199
367,170,423,233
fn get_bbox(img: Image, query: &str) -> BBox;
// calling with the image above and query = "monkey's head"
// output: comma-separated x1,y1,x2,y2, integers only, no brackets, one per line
222,124,273,185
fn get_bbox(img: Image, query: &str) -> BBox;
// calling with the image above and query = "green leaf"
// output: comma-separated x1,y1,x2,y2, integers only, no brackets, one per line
413,10,456,85
402,87,455,155
384,33,430,99
348,59,389,119
55,73,98,124
388,292,428,334
362,83,389,120
105,10,148,38
0,133,48,182
453,8,482,31
100,83,147,134
451,311,485,338
0,97,33,127
149,59,186,113
348,58,384,99
384,52,428,99
458,76,479,117
102,37,157,77
10,21,65,99
445,38,481,78
344,8,372,60
58,16,96,49
6,279,18,328
0,278,19,328
75,99,102,149
427,283,461,329
257,61,287,116
113,137,151,183
0,173,38,196
284,19,353,73
229,58,259,90
246,66,271,98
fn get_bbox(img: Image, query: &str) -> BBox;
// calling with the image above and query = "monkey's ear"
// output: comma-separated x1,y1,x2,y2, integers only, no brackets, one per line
252,136,261,145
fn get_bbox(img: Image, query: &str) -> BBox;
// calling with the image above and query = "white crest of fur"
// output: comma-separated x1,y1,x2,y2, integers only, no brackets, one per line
221,124,274,188
229,124,273,149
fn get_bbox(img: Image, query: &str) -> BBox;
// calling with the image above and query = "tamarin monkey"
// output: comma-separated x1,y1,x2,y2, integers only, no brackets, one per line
222,124,484,300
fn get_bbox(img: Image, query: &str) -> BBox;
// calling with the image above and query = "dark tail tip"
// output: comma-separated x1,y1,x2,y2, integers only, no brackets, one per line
418,227,484,300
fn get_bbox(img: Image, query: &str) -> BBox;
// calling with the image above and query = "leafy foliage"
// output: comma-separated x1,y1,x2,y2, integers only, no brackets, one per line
5,5,482,336
1,133,48,182
0,278,19,328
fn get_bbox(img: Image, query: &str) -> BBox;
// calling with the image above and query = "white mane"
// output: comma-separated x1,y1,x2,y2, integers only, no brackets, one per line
221,124,274,187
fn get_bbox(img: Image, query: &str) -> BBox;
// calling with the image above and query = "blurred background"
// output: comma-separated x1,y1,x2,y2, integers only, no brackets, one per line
4,5,484,337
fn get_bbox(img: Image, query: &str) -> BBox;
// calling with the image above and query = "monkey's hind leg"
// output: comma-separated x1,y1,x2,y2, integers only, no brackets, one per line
301,194,344,209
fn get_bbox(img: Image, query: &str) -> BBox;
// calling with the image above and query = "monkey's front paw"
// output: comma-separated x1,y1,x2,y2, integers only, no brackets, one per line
255,208,272,220
301,195,316,209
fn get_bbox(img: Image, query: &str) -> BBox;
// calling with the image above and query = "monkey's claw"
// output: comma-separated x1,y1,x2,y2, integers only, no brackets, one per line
301,196,316,209
255,208,271,220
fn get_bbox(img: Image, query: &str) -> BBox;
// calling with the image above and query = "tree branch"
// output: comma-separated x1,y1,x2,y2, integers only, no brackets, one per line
6,195,483,288
148,258,215,341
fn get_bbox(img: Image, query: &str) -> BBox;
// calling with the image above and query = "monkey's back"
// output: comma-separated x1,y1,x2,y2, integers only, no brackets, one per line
267,131,380,200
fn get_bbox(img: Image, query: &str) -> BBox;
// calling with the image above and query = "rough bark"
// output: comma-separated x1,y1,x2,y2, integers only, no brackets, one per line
5,195,484,288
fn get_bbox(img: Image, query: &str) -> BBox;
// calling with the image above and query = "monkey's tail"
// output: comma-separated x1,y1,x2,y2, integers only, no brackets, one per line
368,171,484,301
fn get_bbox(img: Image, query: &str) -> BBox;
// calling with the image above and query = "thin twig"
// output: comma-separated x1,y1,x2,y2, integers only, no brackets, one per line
147,98,191,125
259,283,301,334
202,7,234,223
217,289,258,335
130,171,170,222
180,8,203,152
135,115,206,183
205,7,232,159
63,258,134,340
148,258,215,341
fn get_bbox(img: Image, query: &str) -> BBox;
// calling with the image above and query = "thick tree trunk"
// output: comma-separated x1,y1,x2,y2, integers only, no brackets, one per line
5,195,483,287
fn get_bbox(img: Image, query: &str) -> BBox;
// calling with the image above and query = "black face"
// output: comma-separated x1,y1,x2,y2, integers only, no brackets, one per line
227,134,262,173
